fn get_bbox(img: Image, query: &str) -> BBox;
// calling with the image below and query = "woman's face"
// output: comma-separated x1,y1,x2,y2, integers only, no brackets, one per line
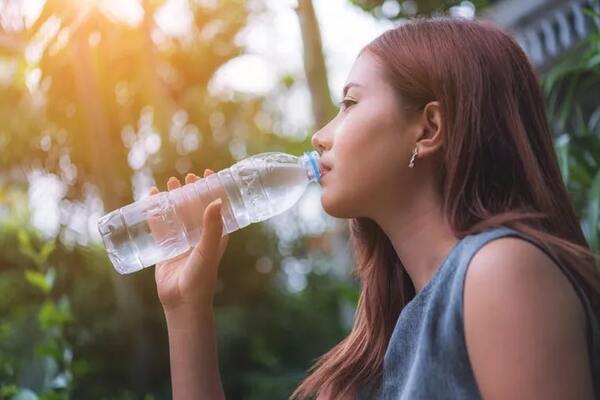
312,51,422,219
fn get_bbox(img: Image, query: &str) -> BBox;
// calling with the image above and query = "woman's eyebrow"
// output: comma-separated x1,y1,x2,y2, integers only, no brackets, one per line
343,82,363,97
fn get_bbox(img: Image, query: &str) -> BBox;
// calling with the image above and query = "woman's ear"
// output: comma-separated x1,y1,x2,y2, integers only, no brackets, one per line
415,101,444,158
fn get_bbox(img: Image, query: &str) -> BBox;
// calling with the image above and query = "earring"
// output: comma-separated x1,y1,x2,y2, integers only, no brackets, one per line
408,147,418,168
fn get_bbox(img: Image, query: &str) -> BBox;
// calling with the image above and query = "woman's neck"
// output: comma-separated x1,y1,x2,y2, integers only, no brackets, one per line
374,196,459,293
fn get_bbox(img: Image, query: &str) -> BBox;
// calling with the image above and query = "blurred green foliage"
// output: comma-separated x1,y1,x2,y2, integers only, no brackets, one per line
0,190,350,399
544,7,600,257
0,0,350,398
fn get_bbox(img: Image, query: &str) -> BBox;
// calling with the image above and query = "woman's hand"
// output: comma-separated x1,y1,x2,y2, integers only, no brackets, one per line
149,169,230,312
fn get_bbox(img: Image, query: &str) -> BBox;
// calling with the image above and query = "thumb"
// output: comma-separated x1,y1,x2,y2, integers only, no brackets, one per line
189,198,224,266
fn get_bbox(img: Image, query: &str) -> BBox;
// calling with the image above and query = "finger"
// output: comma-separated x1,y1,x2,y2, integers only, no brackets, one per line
167,176,181,191
185,173,201,185
201,169,226,252
187,198,224,268
149,186,159,196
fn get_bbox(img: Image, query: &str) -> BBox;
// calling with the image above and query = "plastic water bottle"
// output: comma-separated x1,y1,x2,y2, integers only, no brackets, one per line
97,151,321,274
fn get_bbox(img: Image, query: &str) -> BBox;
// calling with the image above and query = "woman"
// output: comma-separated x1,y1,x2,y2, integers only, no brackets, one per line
149,17,600,399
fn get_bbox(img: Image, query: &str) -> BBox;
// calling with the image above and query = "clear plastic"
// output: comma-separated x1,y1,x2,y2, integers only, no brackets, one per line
97,151,321,274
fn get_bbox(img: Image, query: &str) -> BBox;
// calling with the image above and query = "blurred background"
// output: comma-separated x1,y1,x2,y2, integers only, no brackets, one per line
0,0,598,398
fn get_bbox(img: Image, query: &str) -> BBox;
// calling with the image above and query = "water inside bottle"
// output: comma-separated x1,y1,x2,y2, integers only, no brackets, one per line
259,163,311,216
98,191,192,274
98,151,318,274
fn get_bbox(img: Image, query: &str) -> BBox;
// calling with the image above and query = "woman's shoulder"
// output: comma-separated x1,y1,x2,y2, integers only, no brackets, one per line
462,235,595,398
463,232,588,334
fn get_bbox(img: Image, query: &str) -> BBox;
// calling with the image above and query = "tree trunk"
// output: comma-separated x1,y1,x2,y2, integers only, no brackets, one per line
295,0,337,129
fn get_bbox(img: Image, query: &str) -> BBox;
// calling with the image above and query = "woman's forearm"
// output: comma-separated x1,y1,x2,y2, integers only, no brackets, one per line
164,306,225,400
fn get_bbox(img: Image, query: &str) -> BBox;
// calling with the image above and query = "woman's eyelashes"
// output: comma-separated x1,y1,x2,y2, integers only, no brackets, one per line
338,98,356,111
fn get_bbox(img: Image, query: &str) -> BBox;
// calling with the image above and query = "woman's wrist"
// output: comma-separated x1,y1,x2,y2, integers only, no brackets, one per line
163,302,214,329
162,301,225,400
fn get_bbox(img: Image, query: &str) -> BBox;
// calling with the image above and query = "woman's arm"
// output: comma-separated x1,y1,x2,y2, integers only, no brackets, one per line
149,169,230,400
464,237,595,400
165,306,225,400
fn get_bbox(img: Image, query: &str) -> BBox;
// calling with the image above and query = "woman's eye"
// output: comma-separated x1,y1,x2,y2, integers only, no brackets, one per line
338,99,356,110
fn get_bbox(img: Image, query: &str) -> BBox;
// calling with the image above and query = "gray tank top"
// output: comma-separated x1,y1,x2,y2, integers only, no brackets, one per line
358,225,600,399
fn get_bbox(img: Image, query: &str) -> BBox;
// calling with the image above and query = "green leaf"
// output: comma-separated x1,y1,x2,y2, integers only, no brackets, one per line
570,162,592,186
589,107,600,133
555,133,570,184
39,393,67,400
280,73,296,89
17,229,31,250
543,63,572,94
25,270,51,293
34,338,62,361
586,52,600,69
12,389,38,400
586,170,600,255
38,299,71,331
39,241,56,265
0,385,18,397
558,75,579,131
575,104,590,137
583,7,600,19
17,229,38,266
337,283,359,306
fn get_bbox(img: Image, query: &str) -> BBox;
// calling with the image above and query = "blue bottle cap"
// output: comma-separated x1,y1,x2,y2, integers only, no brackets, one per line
303,150,321,184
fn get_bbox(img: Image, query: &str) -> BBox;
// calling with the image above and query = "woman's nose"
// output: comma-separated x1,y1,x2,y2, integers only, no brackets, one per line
311,130,329,154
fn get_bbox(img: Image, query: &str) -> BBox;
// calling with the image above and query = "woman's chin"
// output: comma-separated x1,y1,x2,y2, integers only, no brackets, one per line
320,193,337,216
321,193,353,219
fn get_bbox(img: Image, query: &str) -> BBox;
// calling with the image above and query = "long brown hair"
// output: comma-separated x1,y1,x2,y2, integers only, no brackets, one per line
291,17,600,400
